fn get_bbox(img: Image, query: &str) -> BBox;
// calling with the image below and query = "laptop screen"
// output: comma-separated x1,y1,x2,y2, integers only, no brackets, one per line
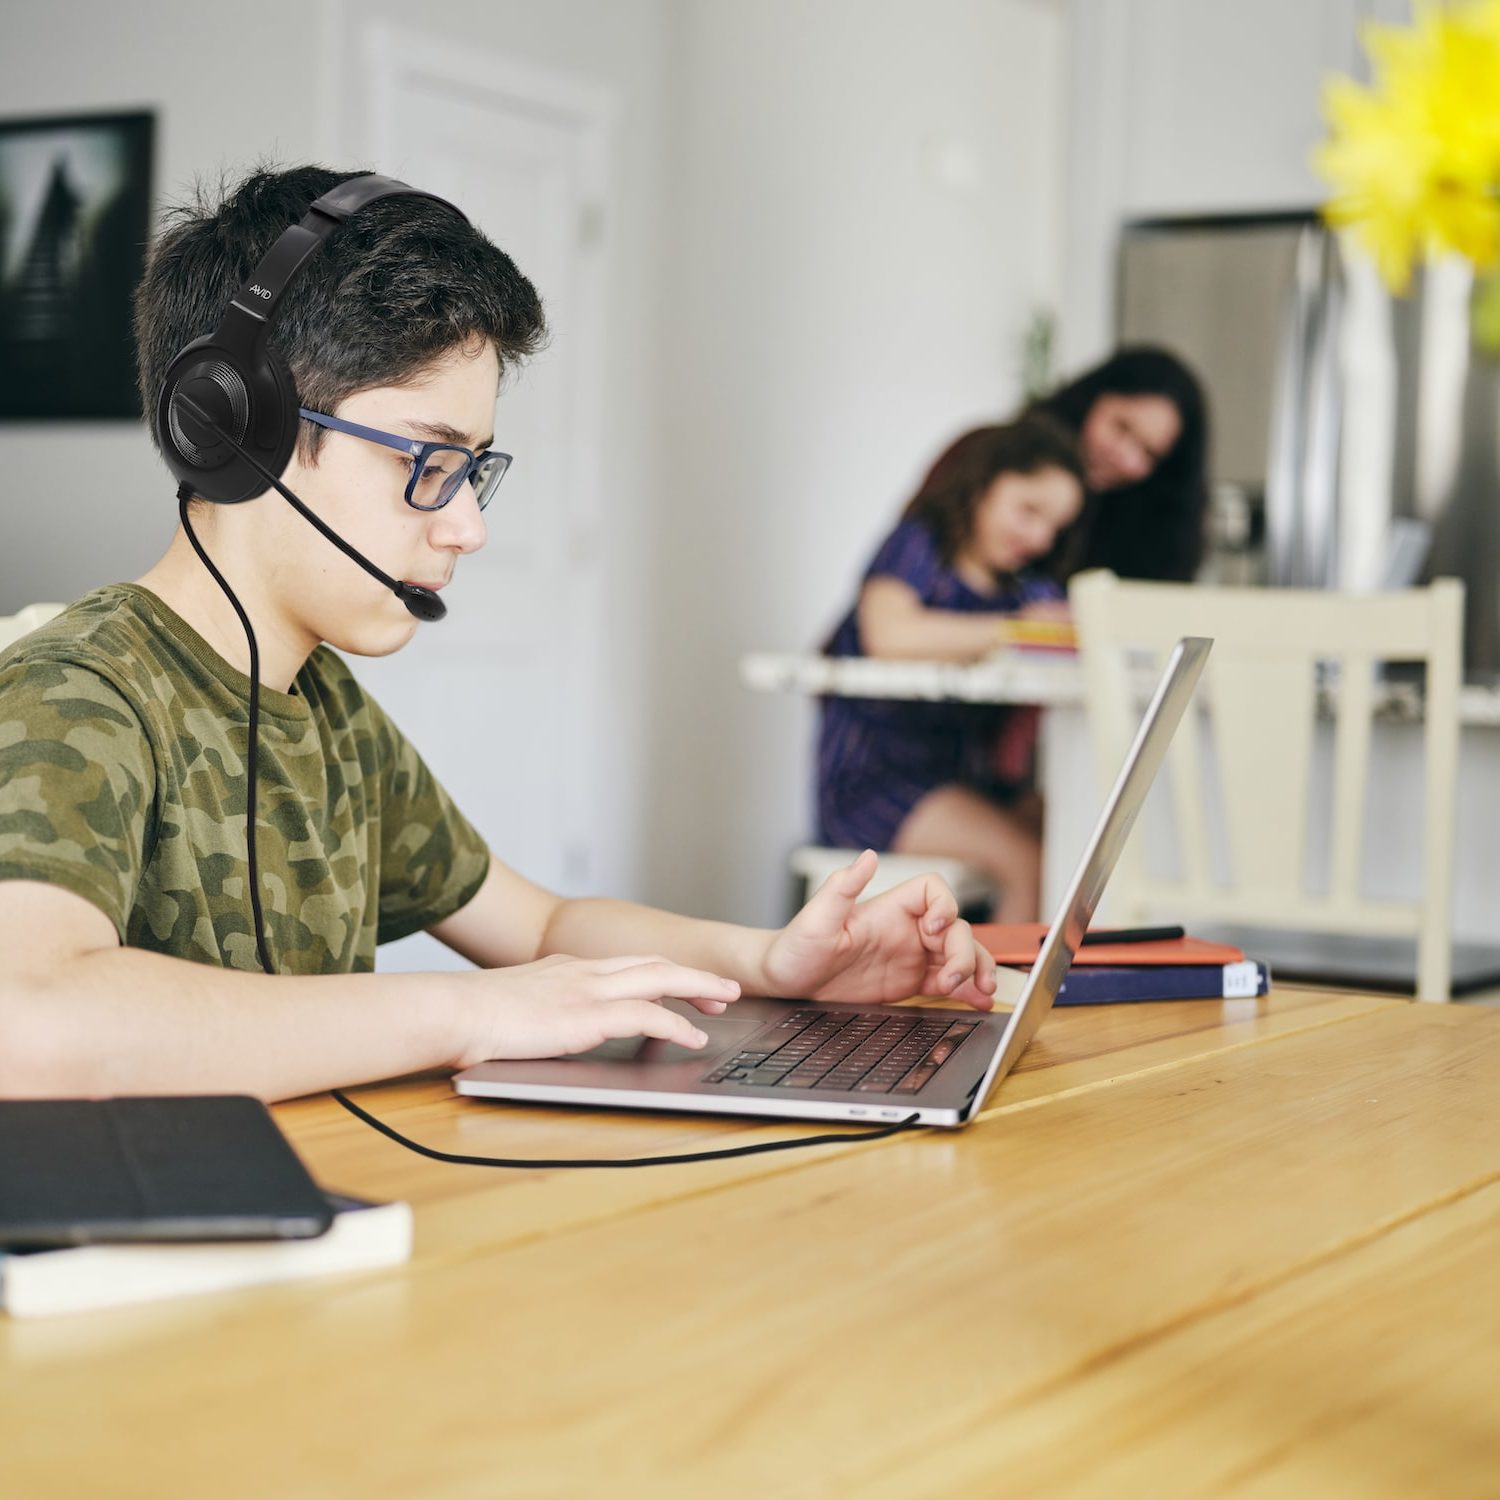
967,636,1213,1114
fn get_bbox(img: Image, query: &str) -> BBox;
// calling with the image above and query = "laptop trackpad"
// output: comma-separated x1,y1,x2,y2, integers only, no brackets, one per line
453,1003,800,1093
583,1018,763,1066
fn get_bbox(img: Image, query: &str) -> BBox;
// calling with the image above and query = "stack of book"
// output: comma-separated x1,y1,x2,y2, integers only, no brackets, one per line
0,1097,412,1320
974,922,1271,1005
0,1192,411,1319
992,619,1077,654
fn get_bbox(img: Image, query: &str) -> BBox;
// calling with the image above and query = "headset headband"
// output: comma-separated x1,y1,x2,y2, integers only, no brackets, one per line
221,174,466,346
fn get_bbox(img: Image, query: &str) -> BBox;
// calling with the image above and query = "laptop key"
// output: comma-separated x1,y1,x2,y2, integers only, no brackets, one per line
742,1066,797,1087
892,1064,938,1093
822,1066,872,1085
884,1024,981,1093
707,1010,970,1090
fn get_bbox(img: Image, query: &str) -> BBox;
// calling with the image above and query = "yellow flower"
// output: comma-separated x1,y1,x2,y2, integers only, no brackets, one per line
1316,0,1500,292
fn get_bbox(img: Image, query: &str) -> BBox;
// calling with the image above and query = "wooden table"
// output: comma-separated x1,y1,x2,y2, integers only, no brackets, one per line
4,987,1499,1497
739,647,1500,724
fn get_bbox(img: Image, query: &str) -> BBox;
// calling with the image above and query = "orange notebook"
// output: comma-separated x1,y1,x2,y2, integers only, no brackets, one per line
993,619,1077,653
973,922,1245,968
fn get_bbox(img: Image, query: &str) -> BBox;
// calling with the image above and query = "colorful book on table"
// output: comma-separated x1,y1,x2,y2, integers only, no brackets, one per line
992,619,1077,653
974,922,1271,1005
1050,961,1270,1004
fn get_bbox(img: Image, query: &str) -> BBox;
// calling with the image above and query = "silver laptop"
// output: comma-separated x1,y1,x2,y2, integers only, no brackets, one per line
455,637,1212,1128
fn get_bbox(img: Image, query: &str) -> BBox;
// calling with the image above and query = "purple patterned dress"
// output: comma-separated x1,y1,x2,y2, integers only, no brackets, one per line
815,519,1063,850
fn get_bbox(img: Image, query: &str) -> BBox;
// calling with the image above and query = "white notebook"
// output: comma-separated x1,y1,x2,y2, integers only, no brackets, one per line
0,1193,412,1319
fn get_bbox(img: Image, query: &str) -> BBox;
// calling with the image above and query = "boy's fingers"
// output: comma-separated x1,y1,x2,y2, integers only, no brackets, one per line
938,918,977,988
619,999,709,1049
587,953,672,973
948,977,997,1011
921,884,959,943
949,942,998,1008
976,942,998,992
812,849,878,909
598,961,739,1004
681,997,730,1015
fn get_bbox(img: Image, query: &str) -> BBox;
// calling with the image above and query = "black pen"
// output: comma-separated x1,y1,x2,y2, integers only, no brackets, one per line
1080,925,1186,946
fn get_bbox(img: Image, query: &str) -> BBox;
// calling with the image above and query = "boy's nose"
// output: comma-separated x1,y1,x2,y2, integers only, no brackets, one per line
429,484,488,554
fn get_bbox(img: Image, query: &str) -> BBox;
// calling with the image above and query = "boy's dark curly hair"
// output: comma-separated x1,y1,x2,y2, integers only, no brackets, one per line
133,163,547,462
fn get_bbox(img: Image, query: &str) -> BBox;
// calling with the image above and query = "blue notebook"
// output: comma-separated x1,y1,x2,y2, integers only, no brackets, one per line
1054,960,1271,1005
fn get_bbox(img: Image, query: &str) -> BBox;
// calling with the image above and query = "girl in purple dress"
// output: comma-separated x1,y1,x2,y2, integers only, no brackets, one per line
817,414,1086,922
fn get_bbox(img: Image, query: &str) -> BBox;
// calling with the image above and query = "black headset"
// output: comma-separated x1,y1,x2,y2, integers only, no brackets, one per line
156,172,468,623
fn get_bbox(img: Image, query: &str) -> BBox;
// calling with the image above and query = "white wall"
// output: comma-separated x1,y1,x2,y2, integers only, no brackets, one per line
0,0,325,604
1060,0,1412,368
642,0,1069,922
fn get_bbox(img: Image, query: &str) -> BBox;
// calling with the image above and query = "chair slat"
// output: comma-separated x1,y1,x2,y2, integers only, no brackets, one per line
1329,655,1374,907
1209,652,1314,899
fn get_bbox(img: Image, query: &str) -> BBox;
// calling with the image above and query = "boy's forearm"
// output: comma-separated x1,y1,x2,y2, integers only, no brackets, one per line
540,898,775,994
0,947,464,1103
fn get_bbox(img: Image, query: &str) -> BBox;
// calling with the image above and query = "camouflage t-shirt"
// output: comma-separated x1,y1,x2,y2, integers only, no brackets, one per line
0,584,490,973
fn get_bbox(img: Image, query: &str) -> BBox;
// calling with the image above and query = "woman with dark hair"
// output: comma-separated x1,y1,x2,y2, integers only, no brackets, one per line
816,413,1087,922
1031,344,1210,582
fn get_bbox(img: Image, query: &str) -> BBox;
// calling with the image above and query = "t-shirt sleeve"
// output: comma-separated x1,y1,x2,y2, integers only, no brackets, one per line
366,698,491,944
862,521,947,603
0,655,154,940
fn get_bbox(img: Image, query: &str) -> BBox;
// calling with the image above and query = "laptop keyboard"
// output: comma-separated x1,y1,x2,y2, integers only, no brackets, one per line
702,1010,979,1095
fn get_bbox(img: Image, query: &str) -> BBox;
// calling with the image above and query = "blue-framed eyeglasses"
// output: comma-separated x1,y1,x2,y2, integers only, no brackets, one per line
298,407,513,511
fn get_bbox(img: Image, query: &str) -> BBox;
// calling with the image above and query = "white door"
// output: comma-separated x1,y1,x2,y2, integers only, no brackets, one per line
351,26,612,971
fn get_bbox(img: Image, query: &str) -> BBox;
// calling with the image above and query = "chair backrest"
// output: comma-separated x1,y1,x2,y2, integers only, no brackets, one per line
0,603,66,654
1070,569,1463,1002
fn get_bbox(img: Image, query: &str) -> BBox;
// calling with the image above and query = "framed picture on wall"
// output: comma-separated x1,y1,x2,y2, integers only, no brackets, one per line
0,109,154,420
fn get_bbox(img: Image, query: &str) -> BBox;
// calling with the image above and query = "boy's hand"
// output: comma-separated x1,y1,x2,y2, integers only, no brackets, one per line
759,851,997,1009
452,954,740,1067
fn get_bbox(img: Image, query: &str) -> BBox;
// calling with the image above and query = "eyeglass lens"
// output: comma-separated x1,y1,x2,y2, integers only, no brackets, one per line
470,452,510,511
410,447,511,511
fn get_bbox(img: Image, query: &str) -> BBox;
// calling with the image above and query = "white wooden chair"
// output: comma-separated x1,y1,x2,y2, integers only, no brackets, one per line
1070,569,1463,1002
0,603,66,653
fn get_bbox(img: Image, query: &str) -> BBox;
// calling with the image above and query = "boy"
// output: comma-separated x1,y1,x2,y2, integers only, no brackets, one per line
0,165,995,1103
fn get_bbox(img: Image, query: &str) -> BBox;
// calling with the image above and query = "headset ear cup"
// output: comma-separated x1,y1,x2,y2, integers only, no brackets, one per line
158,340,251,502
264,348,298,438
264,344,300,461
157,340,299,504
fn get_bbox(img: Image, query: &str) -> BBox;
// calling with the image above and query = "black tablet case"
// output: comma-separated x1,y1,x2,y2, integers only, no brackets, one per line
0,1095,335,1245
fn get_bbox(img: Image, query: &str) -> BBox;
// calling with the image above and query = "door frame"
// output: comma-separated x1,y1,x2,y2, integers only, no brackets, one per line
348,18,620,899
